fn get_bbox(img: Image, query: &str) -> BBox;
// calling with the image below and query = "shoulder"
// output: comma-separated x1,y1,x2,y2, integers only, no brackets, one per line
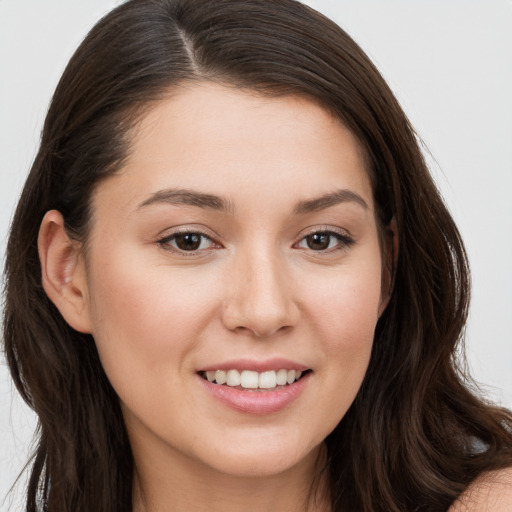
449,467,512,512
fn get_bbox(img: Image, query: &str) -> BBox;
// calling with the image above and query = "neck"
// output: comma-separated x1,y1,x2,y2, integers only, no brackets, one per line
132,444,330,512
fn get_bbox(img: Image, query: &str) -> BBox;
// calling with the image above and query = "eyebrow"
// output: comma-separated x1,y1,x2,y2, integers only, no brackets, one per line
136,187,368,214
137,188,233,212
293,189,369,214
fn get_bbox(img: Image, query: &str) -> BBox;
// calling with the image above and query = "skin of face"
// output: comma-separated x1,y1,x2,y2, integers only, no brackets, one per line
44,82,393,508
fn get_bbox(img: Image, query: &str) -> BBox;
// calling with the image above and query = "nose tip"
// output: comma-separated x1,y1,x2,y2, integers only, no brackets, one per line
222,303,295,338
221,258,299,338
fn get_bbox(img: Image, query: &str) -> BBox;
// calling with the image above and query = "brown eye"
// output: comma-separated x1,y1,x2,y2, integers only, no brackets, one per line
305,233,331,250
159,232,215,253
296,230,354,252
174,233,202,251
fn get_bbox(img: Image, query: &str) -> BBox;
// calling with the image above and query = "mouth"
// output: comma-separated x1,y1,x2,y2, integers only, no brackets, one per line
199,368,311,391
197,363,312,414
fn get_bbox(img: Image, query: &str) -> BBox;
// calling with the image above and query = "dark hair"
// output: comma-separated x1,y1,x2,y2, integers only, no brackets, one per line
3,0,512,511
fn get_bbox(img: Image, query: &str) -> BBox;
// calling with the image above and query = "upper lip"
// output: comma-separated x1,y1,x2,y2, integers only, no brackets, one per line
198,358,310,373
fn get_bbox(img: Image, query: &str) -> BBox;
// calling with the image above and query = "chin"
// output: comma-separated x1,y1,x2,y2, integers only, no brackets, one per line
199,436,323,479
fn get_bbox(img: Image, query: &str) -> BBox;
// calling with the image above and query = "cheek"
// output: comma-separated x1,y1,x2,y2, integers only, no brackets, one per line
85,250,219,390
306,260,382,344
304,262,382,415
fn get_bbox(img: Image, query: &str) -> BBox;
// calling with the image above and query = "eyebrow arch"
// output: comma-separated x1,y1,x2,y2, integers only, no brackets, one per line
137,187,367,215
137,188,233,212
293,189,369,214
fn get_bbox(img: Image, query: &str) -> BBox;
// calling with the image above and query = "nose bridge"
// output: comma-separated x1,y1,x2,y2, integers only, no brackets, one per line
222,240,298,337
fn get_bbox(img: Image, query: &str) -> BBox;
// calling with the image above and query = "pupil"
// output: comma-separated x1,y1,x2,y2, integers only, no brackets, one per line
307,233,330,250
176,233,201,251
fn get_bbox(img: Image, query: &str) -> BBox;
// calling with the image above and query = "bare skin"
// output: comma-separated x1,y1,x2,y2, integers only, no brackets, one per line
449,467,512,512
131,442,331,512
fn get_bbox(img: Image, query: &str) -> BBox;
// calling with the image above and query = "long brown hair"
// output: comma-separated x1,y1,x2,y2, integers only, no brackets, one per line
3,1,512,510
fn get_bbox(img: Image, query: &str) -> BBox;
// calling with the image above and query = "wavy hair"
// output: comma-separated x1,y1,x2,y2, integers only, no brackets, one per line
3,1,512,510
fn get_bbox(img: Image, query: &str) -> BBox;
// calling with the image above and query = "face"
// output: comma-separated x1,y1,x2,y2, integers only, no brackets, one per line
81,83,388,480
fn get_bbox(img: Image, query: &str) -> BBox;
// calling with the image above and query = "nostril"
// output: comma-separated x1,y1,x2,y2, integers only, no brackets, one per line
220,280,300,337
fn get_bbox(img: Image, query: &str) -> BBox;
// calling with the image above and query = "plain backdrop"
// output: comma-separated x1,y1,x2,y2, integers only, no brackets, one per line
1,1,511,510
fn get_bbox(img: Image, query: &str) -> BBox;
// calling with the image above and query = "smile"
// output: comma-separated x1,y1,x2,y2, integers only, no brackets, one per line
200,369,306,390
199,368,311,414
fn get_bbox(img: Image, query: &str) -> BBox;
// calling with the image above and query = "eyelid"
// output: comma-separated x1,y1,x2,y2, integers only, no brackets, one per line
297,224,353,239
294,226,355,252
157,226,222,255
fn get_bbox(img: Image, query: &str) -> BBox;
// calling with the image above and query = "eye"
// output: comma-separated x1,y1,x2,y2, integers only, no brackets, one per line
296,230,353,251
159,231,217,253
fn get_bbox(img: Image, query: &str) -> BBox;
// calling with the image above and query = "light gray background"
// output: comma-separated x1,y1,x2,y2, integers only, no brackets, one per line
1,1,511,510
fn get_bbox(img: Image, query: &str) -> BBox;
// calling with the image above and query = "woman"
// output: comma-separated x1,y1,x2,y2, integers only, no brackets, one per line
3,0,512,510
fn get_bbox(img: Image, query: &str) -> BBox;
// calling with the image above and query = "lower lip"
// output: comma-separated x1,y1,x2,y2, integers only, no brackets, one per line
198,372,310,414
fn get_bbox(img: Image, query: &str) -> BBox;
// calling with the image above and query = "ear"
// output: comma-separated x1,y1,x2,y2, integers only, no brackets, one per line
38,210,92,333
378,217,398,317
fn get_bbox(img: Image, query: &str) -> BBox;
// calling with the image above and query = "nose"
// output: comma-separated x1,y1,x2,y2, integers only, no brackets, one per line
221,249,299,338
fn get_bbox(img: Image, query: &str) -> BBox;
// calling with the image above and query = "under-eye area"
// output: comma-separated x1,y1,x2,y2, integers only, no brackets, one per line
200,369,312,390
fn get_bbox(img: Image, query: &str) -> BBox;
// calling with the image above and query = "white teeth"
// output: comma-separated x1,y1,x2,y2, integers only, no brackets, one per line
240,370,259,389
259,370,277,389
226,369,241,386
203,368,305,389
215,370,227,385
276,368,288,386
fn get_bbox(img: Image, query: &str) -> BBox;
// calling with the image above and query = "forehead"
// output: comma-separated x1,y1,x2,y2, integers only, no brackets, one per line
94,82,374,216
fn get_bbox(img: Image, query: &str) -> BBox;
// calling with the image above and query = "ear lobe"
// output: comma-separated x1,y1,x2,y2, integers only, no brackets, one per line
378,217,398,317
38,210,92,333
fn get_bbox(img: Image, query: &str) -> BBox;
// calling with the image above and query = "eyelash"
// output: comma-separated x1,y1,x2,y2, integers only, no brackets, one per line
158,229,218,254
157,228,354,255
295,229,355,252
